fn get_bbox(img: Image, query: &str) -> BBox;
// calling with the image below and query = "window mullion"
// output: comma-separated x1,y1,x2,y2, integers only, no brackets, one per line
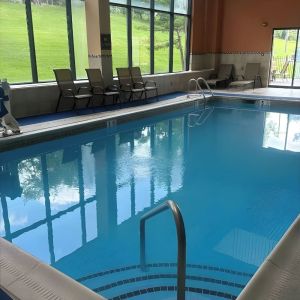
25,0,38,83
66,0,76,79
169,0,175,72
291,29,299,87
127,0,133,67
185,0,192,70
150,0,155,74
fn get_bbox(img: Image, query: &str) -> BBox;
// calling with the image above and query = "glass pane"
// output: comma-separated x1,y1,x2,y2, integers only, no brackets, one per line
154,12,170,73
110,6,128,76
109,0,126,4
155,0,171,11
132,0,150,8
0,0,32,83
31,0,69,81
72,0,89,79
269,29,297,87
174,0,188,14
293,31,300,87
173,15,187,72
132,9,150,73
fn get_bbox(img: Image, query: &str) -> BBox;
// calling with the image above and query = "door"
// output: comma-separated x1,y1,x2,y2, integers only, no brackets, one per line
269,29,299,88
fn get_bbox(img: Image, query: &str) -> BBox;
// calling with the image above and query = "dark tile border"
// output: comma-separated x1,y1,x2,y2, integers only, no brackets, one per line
109,286,237,300
92,273,245,293
77,263,253,282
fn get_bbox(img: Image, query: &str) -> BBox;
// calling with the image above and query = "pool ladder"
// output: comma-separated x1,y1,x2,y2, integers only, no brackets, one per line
188,106,214,128
187,77,214,103
140,200,186,300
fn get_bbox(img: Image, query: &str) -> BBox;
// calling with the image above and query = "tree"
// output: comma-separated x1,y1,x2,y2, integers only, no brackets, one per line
154,11,187,70
174,16,187,69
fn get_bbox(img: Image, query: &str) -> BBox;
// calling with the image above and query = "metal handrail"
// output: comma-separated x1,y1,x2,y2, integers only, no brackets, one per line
187,78,201,97
140,200,186,300
197,77,214,97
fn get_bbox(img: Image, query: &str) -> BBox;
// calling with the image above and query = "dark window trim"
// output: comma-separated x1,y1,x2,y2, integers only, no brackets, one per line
66,0,76,79
169,0,175,73
150,0,155,74
127,0,133,67
25,0,38,83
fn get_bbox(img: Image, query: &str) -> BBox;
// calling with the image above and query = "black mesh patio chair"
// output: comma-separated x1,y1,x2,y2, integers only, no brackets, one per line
207,64,233,88
130,67,159,101
229,63,262,89
86,68,119,106
54,69,92,112
116,67,145,102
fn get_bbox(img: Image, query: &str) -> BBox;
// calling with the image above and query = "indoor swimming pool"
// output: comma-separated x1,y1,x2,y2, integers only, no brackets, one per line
1,97,300,299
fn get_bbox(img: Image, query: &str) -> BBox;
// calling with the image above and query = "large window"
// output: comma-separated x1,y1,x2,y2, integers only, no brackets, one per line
31,0,70,81
0,0,88,83
132,9,150,74
110,0,191,74
110,6,129,76
0,0,32,83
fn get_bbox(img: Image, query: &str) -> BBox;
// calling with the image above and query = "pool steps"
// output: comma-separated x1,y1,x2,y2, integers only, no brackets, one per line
78,263,251,299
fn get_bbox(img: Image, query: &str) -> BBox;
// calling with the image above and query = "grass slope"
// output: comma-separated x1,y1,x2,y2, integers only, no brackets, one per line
0,1,184,83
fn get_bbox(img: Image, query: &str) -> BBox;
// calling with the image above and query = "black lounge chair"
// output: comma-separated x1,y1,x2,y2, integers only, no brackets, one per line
229,63,262,89
54,69,92,112
207,64,233,88
116,67,145,102
86,68,119,106
130,67,159,100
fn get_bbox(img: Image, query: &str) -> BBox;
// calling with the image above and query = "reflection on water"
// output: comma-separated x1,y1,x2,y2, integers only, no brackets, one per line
263,112,300,152
1,104,300,281
0,116,186,264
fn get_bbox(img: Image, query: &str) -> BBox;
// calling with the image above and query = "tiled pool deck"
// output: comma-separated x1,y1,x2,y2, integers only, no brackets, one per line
1,88,300,152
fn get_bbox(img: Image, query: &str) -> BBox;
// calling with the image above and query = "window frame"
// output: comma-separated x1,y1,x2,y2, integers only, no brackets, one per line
5,0,191,84
110,0,192,75
8,0,81,84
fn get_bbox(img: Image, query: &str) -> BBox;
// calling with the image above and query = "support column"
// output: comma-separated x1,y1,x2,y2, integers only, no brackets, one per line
85,0,113,85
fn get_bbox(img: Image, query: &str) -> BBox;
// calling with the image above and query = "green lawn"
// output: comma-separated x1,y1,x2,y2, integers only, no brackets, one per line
272,37,296,57
0,1,185,83
0,0,88,82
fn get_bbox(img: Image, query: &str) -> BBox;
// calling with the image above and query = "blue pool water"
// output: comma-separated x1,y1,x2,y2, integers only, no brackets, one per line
1,98,300,299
